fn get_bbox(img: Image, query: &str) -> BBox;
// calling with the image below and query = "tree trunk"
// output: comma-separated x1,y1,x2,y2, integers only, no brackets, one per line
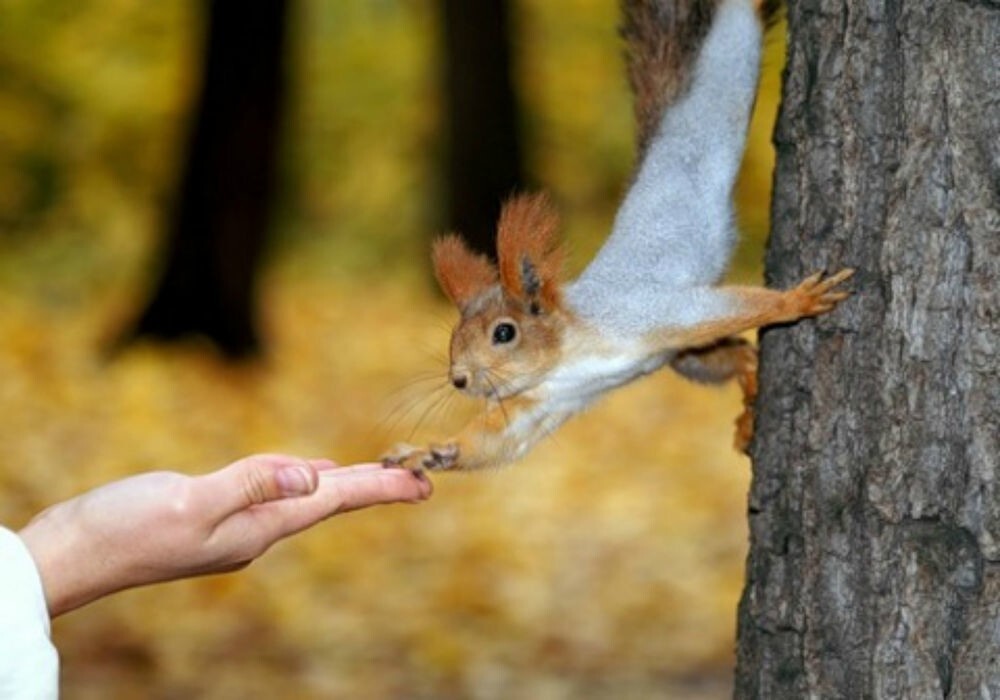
440,0,524,258
128,0,289,357
735,1,999,697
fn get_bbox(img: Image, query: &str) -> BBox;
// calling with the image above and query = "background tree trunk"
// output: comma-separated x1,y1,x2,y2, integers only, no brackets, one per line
440,0,525,258
735,1,999,697
128,0,289,357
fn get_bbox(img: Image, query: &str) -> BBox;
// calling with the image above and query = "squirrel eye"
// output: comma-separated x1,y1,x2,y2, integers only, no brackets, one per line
491,322,517,345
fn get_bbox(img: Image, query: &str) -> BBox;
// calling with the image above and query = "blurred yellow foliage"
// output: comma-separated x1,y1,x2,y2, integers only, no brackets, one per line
0,0,785,698
1,273,752,699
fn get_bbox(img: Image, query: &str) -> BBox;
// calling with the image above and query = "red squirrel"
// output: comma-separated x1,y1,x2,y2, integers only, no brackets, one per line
384,0,852,471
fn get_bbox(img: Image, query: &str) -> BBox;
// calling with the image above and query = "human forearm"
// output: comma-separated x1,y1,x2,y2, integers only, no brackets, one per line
19,456,432,618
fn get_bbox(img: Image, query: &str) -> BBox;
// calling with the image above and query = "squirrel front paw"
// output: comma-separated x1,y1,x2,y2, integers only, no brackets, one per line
787,268,855,317
382,442,460,472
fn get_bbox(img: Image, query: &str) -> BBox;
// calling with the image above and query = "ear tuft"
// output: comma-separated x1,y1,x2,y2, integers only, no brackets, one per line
432,234,498,308
496,193,565,310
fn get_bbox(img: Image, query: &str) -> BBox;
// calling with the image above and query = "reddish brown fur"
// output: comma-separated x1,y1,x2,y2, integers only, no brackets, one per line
496,193,565,311
448,288,569,399
383,0,796,471
432,234,498,308
622,0,719,163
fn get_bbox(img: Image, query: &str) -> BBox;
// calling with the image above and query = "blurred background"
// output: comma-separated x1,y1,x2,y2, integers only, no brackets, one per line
0,0,783,697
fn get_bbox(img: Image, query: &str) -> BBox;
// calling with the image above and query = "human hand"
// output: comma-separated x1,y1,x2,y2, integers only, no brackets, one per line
18,454,432,617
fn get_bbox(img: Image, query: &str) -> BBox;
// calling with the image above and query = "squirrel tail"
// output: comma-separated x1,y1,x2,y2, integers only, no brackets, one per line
621,0,718,163
622,0,780,164
567,0,782,328
571,0,769,297
625,0,765,203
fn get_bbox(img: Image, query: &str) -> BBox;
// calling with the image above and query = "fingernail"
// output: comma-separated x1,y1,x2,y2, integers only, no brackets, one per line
277,465,315,496
410,469,433,498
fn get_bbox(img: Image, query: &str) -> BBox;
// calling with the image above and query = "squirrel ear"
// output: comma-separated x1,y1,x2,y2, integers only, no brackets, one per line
432,234,498,308
496,192,565,312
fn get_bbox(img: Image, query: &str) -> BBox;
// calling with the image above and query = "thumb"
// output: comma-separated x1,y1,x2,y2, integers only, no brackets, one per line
196,454,322,518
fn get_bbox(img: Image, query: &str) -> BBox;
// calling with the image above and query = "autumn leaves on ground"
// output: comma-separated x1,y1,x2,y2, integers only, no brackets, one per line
0,2,782,698
2,271,750,699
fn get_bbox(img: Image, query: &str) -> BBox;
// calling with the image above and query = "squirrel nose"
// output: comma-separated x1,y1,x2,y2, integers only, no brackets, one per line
451,374,468,390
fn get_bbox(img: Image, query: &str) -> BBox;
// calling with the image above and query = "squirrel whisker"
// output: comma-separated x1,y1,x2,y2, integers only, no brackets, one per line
381,0,853,472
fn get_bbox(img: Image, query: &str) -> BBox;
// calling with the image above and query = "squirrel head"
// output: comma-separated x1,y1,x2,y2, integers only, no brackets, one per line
432,193,568,400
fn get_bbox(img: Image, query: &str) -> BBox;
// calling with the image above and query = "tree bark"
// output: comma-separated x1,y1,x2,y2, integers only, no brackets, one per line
735,1,999,697
440,0,525,258
128,0,289,357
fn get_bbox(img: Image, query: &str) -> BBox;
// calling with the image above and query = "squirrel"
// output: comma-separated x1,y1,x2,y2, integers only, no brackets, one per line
383,0,852,472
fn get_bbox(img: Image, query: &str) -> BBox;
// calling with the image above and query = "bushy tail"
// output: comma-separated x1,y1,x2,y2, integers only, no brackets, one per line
622,0,780,166
622,0,718,163
570,0,772,304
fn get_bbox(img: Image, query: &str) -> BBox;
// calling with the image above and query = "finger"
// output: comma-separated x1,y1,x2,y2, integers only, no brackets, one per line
195,454,320,519
226,467,433,543
310,459,339,473
323,467,434,513
315,461,386,475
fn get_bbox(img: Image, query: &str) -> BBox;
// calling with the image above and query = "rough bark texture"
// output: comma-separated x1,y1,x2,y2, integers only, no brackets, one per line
735,1,999,697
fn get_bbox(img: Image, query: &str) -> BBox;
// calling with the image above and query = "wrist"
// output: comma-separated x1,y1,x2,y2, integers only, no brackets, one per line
19,504,115,617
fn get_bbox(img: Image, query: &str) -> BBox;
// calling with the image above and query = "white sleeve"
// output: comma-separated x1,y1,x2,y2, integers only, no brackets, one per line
0,526,59,699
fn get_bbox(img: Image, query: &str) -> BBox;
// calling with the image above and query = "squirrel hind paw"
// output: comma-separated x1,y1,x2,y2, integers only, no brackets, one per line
733,404,755,455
